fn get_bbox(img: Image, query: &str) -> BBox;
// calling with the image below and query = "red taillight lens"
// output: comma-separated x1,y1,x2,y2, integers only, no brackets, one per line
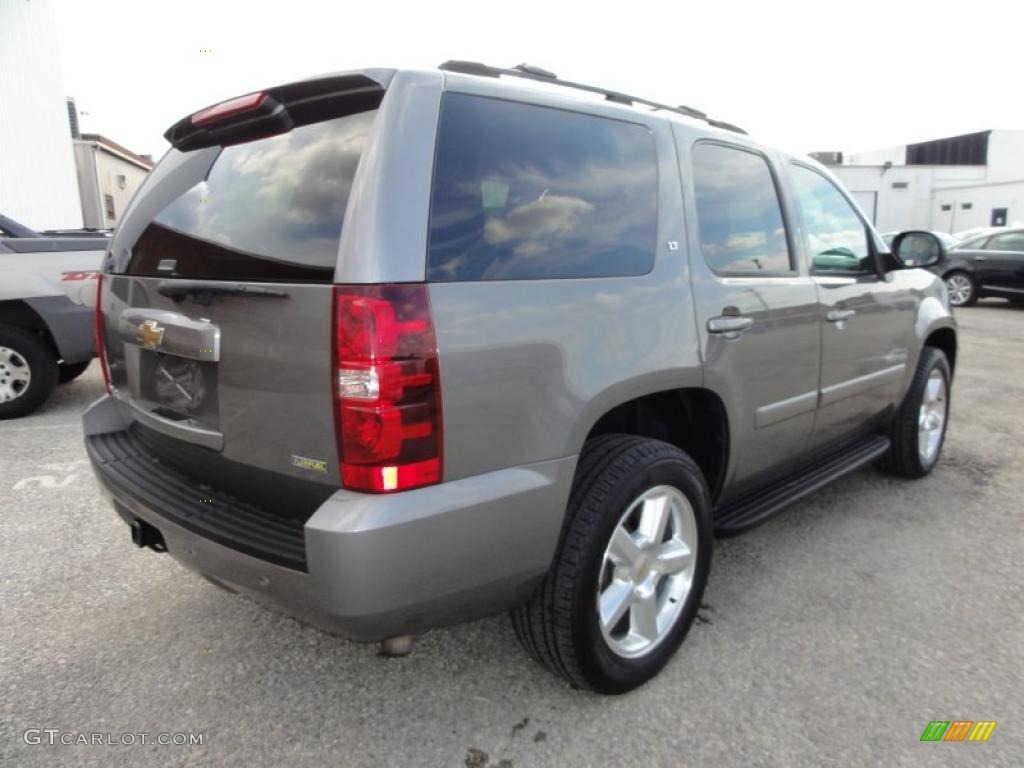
191,92,267,127
332,285,442,493
94,274,110,393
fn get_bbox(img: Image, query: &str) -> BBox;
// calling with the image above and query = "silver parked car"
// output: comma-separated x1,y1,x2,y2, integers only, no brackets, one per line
84,62,957,693
1,216,106,417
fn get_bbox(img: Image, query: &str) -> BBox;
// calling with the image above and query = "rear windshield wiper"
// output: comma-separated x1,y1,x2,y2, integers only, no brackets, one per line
157,280,289,304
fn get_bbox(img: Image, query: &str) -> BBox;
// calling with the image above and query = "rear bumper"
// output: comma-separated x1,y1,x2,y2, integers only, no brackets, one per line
83,394,575,641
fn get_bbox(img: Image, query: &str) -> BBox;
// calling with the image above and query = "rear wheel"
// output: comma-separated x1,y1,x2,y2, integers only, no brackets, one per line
511,435,713,693
879,347,951,478
0,325,59,419
944,271,976,307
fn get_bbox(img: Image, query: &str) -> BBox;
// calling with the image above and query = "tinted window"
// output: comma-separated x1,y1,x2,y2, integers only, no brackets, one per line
125,109,377,282
955,234,990,250
427,94,658,281
692,143,791,274
984,232,1024,252
790,165,871,274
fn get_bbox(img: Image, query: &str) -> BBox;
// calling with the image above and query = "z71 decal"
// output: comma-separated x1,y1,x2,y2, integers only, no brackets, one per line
61,270,101,281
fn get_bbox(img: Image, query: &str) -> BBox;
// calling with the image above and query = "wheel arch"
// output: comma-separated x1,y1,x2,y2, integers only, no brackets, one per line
0,299,59,356
582,387,730,502
925,326,958,376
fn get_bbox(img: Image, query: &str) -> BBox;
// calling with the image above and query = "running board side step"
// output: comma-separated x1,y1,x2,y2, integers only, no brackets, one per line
713,435,891,536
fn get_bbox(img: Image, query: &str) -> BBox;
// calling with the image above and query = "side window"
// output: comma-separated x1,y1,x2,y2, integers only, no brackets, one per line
790,164,872,274
691,143,792,274
427,94,658,281
984,232,1024,252
956,235,990,250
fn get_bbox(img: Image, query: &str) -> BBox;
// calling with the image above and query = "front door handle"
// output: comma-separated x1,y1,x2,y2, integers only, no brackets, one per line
707,315,754,339
826,308,856,328
826,309,856,322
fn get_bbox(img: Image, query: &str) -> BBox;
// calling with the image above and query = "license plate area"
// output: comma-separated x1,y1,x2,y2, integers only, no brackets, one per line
142,351,220,428
118,345,224,450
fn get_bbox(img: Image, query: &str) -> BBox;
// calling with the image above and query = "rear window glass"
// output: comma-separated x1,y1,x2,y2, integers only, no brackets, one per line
125,109,377,282
427,94,658,281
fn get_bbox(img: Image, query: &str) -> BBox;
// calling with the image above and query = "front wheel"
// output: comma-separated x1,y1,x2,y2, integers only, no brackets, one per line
944,271,976,307
0,325,59,419
511,435,713,693
879,347,951,478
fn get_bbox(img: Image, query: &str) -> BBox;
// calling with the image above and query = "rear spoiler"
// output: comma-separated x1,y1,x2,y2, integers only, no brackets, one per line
164,70,394,152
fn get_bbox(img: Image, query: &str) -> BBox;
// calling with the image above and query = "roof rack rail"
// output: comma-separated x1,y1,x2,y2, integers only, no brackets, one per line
438,60,747,135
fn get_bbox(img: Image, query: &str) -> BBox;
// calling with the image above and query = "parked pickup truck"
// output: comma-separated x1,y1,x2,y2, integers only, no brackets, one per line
84,63,957,693
0,215,107,417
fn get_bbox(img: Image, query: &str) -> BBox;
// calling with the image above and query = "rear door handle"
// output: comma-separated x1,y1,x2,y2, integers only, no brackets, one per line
707,315,754,339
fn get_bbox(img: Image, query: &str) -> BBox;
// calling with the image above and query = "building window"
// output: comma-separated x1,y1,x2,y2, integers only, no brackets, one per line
940,204,952,212
104,194,117,223
891,181,909,189
116,174,127,190
961,202,972,210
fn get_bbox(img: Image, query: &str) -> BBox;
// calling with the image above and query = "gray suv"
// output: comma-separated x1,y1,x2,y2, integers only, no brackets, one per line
84,62,957,693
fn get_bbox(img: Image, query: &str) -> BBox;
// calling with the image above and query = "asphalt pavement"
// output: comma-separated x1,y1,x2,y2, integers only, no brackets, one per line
1,302,1022,767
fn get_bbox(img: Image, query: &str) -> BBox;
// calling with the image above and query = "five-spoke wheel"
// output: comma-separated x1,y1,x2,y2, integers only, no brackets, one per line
597,486,697,658
944,272,975,307
511,435,712,693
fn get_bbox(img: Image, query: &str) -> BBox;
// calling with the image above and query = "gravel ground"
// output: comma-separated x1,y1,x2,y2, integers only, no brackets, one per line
1,302,1021,767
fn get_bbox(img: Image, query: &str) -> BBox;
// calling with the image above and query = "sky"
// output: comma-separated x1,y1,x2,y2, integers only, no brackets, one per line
54,0,1019,161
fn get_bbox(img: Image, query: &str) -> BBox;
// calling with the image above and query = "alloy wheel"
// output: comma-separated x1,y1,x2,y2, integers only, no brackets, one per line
597,485,697,658
945,274,972,306
918,368,947,465
0,346,32,402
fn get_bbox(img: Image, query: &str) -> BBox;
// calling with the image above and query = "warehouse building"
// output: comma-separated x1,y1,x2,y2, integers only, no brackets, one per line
72,133,154,229
818,130,1024,235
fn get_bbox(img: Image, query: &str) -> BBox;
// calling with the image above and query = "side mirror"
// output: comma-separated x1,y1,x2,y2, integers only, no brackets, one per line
891,230,945,269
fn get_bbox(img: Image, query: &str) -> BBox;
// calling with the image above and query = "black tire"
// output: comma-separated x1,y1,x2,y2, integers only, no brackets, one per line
57,360,91,384
879,347,951,478
511,435,713,693
944,271,977,307
0,325,59,419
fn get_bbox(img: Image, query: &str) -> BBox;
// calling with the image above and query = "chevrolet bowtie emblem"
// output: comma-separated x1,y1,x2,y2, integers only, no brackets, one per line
136,319,165,349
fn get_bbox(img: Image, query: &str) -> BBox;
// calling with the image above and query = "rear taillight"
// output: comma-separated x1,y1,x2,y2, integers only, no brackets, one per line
332,285,442,493
94,274,110,393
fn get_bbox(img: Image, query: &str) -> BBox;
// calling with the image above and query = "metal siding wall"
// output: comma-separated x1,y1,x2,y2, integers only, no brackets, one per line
0,0,83,229
92,148,150,228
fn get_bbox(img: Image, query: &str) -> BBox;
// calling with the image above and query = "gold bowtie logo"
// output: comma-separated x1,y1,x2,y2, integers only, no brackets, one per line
136,320,165,349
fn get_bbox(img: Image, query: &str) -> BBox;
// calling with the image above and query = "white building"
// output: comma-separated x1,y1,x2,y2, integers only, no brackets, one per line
73,134,154,229
825,130,1024,235
0,0,82,230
